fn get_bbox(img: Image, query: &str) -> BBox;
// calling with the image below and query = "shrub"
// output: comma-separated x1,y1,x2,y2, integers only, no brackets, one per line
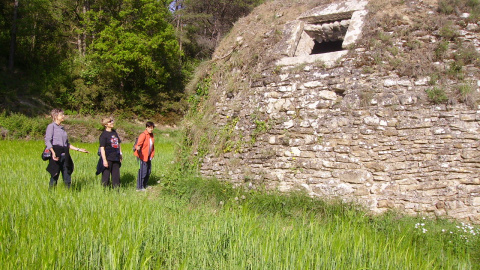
429,74,440,85
434,40,450,60
439,0,480,14
439,23,459,40
454,43,480,66
457,83,478,108
426,87,449,104
438,0,457,14
447,60,464,79
0,112,50,140
378,31,392,44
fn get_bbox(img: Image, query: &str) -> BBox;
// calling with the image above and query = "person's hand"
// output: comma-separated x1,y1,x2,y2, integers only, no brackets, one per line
103,160,109,168
78,148,89,153
52,150,59,161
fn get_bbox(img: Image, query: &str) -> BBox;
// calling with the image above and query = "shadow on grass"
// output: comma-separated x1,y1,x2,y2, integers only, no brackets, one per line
120,172,135,186
147,174,162,187
70,172,136,191
69,171,162,191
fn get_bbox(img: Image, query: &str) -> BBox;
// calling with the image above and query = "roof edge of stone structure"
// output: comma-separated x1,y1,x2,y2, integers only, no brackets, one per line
298,0,368,23
275,0,368,67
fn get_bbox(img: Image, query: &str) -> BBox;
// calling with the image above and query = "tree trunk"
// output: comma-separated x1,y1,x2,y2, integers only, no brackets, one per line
82,1,87,56
8,0,19,71
32,19,37,52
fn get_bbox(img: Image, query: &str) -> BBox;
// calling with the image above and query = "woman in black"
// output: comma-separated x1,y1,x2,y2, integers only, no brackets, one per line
98,117,122,188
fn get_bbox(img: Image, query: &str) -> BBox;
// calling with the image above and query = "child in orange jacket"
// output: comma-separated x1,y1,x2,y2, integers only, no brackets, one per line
134,121,155,191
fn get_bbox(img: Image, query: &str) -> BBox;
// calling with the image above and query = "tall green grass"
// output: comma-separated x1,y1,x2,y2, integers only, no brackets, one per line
0,139,479,269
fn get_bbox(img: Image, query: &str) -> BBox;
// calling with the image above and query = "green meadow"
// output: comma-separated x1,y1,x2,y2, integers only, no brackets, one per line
0,138,479,269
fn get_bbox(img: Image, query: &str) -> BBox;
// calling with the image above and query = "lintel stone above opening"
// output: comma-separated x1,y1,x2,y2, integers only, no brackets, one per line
276,0,368,67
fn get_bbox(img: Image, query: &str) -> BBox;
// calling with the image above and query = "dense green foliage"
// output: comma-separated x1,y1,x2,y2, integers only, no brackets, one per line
0,112,165,142
73,0,184,117
0,0,184,120
0,111,51,139
0,139,479,268
0,0,264,122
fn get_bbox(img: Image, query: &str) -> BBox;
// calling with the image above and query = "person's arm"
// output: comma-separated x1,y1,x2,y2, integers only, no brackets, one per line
69,144,89,153
44,124,53,149
101,147,108,167
135,132,146,151
115,131,123,162
45,124,58,161
119,144,123,162
149,135,155,160
100,134,108,167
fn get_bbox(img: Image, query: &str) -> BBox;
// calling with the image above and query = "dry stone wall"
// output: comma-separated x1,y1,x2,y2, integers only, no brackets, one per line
201,64,480,223
198,1,480,223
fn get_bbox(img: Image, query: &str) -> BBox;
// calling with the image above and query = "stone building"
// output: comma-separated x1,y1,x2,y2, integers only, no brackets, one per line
186,0,480,223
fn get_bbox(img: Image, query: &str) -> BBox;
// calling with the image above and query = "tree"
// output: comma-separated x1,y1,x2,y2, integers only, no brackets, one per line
8,0,17,71
174,0,263,59
74,0,184,116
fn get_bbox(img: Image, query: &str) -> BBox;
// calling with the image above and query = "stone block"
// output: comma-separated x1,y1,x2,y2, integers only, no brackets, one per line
472,197,480,206
364,162,386,172
294,31,315,57
333,169,373,184
460,114,476,121
343,9,368,48
275,20,305,57
377,199,395,208
318,90,337,100
355,187,370,196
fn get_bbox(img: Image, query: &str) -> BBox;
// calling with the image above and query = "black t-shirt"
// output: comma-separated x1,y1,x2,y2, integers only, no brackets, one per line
99,130,122,161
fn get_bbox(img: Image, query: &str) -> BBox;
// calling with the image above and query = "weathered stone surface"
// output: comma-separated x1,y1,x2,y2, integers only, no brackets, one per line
277,51,349,67
298,0,368,24
333,169,373,184
275,20,305,57
199,0,480,224
295,31,315,57
343,9,367,48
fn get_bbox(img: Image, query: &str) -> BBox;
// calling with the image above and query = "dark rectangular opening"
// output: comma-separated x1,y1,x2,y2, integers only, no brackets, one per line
311,40,344,54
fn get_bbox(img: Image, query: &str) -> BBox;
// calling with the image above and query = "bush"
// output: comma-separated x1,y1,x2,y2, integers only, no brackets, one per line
439,23,459,41
434,40,449,60
439,0,480,14
426,87,449,104
448,60,464,79
457,83,478,107
0,112,50,140
454,43,480,66
438,0,457,14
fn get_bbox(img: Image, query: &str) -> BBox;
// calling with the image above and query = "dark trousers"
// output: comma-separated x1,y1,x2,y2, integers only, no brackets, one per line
137,159,151,190
49,160,71,188
102,160,120,188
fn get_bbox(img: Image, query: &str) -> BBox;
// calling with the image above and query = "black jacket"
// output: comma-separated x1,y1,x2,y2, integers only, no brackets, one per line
46,145,74,177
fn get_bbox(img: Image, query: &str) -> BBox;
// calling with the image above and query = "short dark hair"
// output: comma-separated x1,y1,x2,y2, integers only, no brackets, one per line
146,121,155,128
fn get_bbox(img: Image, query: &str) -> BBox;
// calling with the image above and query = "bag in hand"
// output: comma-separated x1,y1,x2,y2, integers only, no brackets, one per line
42,148,51,161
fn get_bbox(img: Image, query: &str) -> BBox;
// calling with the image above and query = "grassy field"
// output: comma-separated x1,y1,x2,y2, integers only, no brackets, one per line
0,137,479,269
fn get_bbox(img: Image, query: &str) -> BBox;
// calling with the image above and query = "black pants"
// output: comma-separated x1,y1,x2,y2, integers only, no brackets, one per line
137,159,151,190
49,159,71,188
102,160,120,188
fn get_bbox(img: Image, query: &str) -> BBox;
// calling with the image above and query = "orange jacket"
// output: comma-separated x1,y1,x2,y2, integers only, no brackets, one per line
134,130,155,162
